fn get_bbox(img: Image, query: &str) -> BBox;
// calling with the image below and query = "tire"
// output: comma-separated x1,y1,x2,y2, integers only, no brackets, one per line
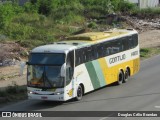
123,69,129,83
117,71,124,85
75,85,83,101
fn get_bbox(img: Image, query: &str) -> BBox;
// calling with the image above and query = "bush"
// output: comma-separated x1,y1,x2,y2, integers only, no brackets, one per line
111,0,137,13
80,0,114,18
140,48,150,57
3,23,34,40
0,3,15,28
132,7,160,18
24,2,38,13
49,0,84,24
13,13,40,25
88,22,98,29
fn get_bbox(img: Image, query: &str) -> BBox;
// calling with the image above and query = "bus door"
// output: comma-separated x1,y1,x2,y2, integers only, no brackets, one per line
65,50,75,98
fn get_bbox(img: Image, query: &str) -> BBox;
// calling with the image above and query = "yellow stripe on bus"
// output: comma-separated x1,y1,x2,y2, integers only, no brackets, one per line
98,58,114,85
98,57,140,85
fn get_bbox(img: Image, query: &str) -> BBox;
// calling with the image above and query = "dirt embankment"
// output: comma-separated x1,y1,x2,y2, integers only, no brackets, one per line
0,15,160,88
139,30,160,48
1,29,160,88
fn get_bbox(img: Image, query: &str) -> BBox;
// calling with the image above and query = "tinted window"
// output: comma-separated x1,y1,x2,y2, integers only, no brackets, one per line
97,44,104,58
121,37,129,50
75,49,81,66
128,34,138,49
29,53,65,65
86,47,92,61
75,46,96,66
132,34,138,47
66,51,74,85
75,34,138,66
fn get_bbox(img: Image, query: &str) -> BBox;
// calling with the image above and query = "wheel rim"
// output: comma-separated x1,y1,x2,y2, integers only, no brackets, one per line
124,69,129,82
119,72,123,83
77,87,82,98
125,71,129,80
117,72,123,85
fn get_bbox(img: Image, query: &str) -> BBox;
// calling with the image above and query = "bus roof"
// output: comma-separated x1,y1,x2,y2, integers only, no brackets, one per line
31,44,76,53
31,29,137,53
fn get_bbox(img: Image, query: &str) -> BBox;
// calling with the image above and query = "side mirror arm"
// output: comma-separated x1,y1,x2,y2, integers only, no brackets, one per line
60,63,66,77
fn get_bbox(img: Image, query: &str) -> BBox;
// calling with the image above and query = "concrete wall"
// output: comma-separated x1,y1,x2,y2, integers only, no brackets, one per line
126,0,160,8
140,0,159,8
127,0,139,4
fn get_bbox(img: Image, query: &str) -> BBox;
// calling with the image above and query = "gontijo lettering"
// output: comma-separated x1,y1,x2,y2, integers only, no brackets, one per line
109,54,126,64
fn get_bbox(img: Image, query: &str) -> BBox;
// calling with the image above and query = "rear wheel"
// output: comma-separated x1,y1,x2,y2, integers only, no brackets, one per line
117,71,124,85
124,69,129,83
75,85,83,101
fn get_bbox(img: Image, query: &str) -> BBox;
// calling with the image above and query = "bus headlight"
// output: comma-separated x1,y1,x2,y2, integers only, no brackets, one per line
54,91,64,95
28,90,37,94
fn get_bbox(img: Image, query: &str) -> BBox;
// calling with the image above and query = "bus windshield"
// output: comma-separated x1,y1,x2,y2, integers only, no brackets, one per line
29,53,65,65
27,53,65,88
27,65,64,88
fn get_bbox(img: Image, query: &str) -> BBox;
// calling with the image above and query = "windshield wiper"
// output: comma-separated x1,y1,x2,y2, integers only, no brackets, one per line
43,70,54,88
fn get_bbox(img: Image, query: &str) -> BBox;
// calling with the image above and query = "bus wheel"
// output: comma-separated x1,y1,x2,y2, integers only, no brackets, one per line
124,69,129,83
75,85,83,101
117,71,124,85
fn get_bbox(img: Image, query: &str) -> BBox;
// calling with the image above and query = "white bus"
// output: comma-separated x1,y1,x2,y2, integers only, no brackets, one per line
27,29,140,101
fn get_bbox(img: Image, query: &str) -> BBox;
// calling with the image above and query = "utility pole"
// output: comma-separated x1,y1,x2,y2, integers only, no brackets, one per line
138,0,140,8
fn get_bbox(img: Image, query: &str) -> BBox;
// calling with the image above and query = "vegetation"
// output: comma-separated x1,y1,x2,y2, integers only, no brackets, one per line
0,83,27,104
132,7,160,18
0,0,135,48
0,0,160,48
140,47,160,59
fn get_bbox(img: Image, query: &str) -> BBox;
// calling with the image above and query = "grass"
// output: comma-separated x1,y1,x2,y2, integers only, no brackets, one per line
0,84,27,104
132,7,160,18
0,0,138,49
140,47,160,60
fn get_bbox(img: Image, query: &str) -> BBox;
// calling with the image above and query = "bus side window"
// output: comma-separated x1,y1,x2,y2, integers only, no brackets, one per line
110,41,118,54
104,43,109,56
79,48,85,64
122,37,129,51
83,49,87,63
132,34,138,47
66,51,74,85
92,45,98,60
129,36,134,49
86,47,92,61
97,44,104,58
75,49,81,66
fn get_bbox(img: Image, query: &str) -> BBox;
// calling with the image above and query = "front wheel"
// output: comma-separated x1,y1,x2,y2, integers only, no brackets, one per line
75,85,83,101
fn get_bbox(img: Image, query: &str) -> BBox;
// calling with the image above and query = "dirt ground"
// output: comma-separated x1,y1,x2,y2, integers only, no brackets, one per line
0,65,27,89
0,30,160,89
139,30,160,48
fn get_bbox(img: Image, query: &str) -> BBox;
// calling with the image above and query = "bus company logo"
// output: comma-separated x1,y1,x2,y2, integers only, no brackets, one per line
2,112,11,117
67,89,73,97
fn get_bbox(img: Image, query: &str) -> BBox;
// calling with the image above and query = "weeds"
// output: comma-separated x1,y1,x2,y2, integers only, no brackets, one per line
140,48,150,57
140,47,160,59
0,82,27,103
0,0,159,49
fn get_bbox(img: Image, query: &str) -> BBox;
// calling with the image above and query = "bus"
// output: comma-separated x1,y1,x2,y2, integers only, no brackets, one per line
27,29,140,101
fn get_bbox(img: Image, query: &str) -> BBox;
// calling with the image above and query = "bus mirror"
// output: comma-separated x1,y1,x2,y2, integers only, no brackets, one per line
19,61,26,76
61,63,66,77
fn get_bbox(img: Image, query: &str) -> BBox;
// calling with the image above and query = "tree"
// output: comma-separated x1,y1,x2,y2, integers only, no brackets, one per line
0,3,15,29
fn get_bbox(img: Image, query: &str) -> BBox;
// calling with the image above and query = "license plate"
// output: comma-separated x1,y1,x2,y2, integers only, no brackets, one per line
41,96,48,100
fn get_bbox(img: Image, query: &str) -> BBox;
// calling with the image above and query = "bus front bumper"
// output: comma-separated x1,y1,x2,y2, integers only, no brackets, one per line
28,93,65,101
